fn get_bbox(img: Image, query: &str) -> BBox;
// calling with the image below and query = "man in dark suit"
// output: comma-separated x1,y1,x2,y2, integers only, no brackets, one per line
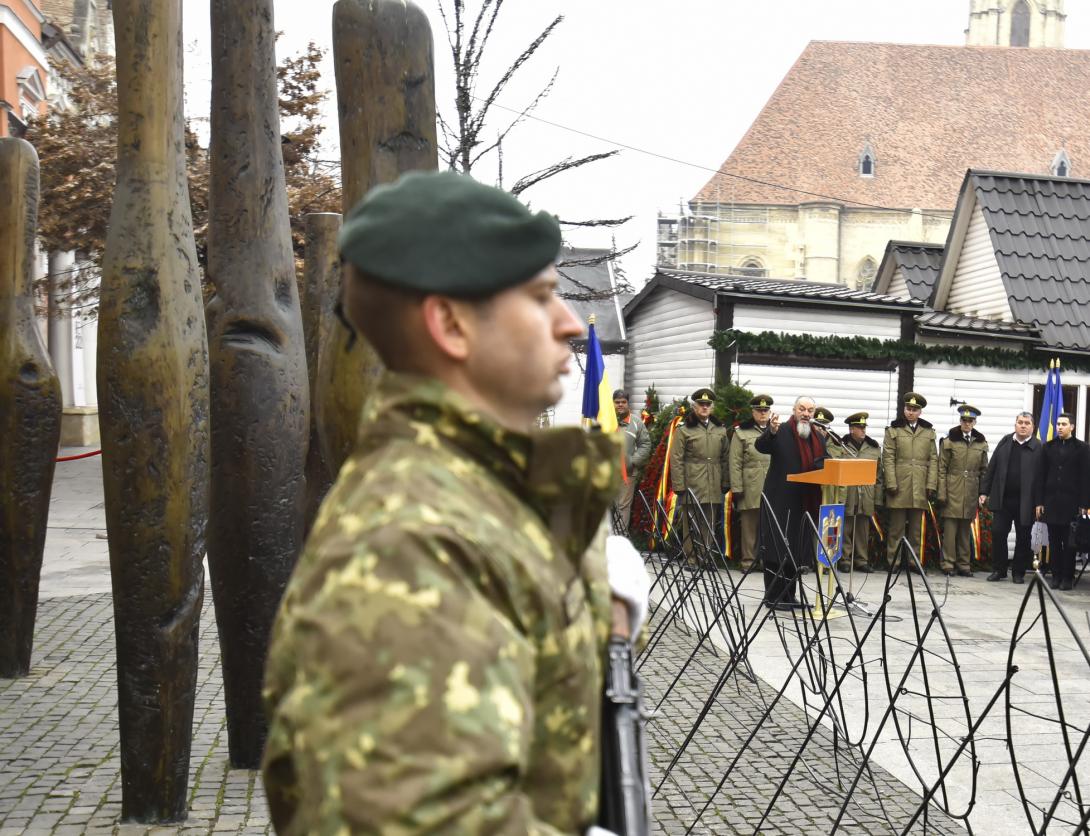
980,412,1042,584
755,396,827,609
1034,413,1090,590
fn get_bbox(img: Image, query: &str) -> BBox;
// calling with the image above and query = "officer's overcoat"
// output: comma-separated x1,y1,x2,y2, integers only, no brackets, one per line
882,418,938,510
937,427,989,519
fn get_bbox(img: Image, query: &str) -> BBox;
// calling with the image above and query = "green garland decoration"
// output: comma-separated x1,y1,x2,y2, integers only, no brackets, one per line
709,329,1090,372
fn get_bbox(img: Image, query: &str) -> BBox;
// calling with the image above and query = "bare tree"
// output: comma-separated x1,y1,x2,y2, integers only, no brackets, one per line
434,0,635,300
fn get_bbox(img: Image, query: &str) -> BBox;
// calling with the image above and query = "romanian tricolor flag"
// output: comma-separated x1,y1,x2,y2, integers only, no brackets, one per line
580,316,617,433
653,415,684,543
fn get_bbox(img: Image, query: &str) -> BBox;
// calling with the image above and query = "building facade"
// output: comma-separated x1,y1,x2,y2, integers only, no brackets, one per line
0,0,48,136
966,0,1065,48
658,2,1081,289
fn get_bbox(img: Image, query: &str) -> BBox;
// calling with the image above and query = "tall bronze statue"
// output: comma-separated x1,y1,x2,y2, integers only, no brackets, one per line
98,0,209,821
0,139,62,679
301,212,341,534
316,0,437,475
205,0,310,769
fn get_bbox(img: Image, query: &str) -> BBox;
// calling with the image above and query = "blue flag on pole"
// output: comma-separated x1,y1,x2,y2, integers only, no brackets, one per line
581,318,617,432
1038,358,1064,441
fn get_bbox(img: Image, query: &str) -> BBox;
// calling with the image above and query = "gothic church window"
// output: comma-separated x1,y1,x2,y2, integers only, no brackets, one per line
737,258,767,278
858,142,876,177
1011,0,1031,47
857,257,877,290
1052,149,1071,178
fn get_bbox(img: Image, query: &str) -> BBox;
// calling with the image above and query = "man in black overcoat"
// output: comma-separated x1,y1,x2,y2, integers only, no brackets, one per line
755,396,827,609
1034,413,1090,590
980,412,1042,583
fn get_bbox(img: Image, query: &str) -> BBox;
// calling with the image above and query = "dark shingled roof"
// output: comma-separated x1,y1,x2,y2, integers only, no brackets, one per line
916,310,1040,341
874,241,944,302
963,171,1090,352
625,268,924,317
557,247,626,352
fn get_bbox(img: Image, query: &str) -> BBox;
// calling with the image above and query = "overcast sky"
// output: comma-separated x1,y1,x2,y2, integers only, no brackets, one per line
180,0,1090,284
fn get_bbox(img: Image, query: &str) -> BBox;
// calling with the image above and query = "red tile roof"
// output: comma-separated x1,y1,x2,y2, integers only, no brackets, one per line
693,41,1090,211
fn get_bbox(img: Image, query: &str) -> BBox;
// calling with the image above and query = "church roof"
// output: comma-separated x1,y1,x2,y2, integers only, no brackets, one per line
39,0,74,25
693,41,1090,211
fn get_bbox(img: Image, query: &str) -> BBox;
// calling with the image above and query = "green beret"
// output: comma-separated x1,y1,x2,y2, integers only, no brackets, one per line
338,170,562,297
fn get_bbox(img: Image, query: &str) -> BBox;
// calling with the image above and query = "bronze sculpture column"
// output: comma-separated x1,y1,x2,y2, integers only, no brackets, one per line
301,212,341,534
0,139,62,679
205,0,310,769
98,0,209,821
316,0,437,475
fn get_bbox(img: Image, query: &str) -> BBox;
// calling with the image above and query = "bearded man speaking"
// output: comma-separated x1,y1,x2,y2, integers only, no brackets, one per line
755,396,827,609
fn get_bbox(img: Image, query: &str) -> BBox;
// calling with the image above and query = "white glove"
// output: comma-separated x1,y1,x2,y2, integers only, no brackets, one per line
586,827,619,836
606,535,651,639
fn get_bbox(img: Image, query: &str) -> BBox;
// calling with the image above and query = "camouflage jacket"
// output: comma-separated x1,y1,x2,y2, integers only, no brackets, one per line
262,373,622,835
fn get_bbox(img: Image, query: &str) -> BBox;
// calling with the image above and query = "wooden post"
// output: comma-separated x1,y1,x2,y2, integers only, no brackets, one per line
99,0,209,821
316,0,437,475
0,139,62,679
205,0,310,768
301,212,341,534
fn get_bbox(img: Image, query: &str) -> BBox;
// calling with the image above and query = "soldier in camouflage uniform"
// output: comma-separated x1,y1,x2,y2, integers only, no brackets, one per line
729,394,773,572
937,405,988,577
840,412,882,573
262,171,647,834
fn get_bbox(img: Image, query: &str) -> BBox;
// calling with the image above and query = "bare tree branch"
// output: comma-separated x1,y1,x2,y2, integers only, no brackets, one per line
560,241,639,268
468,68,557,169
510,150,618,196
559,216,635,228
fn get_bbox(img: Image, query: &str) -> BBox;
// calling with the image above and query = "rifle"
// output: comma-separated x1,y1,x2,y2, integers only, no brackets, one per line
598,602,651,835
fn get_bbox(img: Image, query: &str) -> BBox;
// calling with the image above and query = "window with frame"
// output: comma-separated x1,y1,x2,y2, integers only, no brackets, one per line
1011,0,1031,47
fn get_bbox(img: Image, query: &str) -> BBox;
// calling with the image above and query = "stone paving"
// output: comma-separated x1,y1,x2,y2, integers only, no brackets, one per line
5,451,1090,833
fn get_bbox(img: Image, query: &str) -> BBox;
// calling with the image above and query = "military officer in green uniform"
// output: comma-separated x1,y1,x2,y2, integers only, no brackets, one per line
670,387,731,563
813,406,845,505
937,405,988,577
728,394,773,572
883,392,938,570
840,412,882,573
262,171,650,834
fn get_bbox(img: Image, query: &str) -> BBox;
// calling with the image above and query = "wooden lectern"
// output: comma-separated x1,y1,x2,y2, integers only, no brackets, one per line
788,458,879,618
786,458,877,489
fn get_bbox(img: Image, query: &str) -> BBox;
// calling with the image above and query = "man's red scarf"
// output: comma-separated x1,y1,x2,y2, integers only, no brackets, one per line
789,416,824,520
790,417,823,471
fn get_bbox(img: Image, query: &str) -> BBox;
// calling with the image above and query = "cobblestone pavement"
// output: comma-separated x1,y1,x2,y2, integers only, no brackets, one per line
0,591,270,835
7,453,1087,833
642,606,965,835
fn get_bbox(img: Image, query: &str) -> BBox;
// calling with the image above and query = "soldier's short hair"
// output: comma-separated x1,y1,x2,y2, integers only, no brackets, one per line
1058,412,1074,423
344,263,493,372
